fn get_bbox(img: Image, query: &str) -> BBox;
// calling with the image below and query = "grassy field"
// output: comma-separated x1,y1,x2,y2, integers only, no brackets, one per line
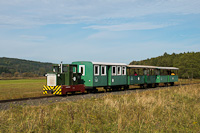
0,84,199,132
178,78,200,84
0,78,47,100
0,78,200,100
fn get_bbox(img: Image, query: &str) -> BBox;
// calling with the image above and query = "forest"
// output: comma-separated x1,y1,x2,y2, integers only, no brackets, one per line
0,57,52,78
130,52,200,79
0,52,200,78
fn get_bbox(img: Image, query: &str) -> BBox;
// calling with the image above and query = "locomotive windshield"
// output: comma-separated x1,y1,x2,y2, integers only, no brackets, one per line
53,66,59,73
63,66,68,72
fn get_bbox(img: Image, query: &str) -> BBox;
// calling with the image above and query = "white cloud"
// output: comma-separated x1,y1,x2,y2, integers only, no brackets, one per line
0,0,199,28
84,22,176,31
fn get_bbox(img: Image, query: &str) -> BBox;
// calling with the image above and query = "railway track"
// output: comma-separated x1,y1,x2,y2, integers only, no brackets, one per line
0,95,57,104
0,82,198,105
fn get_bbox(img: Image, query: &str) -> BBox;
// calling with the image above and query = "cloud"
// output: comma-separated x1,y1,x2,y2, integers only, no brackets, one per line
0,0,200,28
84,22,176,31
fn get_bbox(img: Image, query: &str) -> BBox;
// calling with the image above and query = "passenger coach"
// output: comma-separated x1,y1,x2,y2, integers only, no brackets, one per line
72,61,128,92
127,65,179,88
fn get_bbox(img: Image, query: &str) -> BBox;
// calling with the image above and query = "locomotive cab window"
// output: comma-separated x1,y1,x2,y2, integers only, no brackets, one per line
112,66,116,75
63,66,68,72
101,66,106,76
73,66,77,73
94,65,99,76
53,66,59,73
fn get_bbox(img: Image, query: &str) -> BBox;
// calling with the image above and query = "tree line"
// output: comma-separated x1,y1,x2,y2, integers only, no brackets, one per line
130,52,200,79
1,52,200,79
0,57,52,78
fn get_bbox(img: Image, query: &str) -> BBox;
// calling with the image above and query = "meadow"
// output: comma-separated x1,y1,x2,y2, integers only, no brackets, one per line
0,78,46,100
0,78,200,100
0,84,199,132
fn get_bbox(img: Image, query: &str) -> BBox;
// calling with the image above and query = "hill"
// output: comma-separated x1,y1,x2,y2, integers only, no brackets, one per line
130,52,200,79
1,52,200,78
0,57,52,77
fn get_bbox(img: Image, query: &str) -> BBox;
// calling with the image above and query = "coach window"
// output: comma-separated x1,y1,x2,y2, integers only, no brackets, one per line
94,65,99,76
117,66,121,75
79,65,85,76
122,66,126,75
101,66,106,76
155,69,160,75
144,69,150,75
112,66,116,75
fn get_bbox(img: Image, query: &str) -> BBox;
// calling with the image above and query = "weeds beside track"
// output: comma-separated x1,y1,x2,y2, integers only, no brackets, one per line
0,82,199,105
0,84,200,132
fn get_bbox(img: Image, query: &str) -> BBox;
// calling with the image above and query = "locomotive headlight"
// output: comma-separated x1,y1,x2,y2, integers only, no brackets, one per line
58,74,60,77
73,77,76,81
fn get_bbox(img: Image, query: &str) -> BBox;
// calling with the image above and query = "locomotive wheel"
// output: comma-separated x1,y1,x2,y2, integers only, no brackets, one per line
87,90,91,94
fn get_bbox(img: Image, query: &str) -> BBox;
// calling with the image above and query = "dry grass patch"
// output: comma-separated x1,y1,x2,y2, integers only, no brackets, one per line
0,79,47,100
0,84,200,132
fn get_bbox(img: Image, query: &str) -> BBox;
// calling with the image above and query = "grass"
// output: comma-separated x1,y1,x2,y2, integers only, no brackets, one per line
0,78,47,100
0,78,200,100
178,78,200,85
0,84,200,132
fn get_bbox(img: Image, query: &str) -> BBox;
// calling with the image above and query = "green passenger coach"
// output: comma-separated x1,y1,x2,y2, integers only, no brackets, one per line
127,65,157,88
156,67,179,86
127,65,179,88
72,61,127,91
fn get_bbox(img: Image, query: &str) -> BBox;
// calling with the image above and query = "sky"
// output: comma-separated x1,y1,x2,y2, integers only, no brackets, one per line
0,0,200,64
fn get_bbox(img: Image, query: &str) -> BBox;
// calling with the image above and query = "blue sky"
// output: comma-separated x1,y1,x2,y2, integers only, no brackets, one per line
0,0,200,64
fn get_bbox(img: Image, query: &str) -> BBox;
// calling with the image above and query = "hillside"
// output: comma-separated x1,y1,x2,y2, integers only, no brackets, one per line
1,52,200,78
130,52,200,79
0,57,52,77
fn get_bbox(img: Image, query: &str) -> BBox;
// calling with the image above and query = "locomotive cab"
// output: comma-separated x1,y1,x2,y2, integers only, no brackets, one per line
43,63,85,95
48,64,82,86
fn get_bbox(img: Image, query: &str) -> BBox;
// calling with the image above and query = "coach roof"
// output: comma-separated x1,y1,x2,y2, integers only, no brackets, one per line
127,65,157,69
127,65,179,70
92,62,127,66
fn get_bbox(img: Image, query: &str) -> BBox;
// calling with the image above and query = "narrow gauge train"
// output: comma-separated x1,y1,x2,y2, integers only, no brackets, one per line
43,61,179,95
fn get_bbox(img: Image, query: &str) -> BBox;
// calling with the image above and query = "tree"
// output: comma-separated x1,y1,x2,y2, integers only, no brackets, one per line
14,72,20,77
